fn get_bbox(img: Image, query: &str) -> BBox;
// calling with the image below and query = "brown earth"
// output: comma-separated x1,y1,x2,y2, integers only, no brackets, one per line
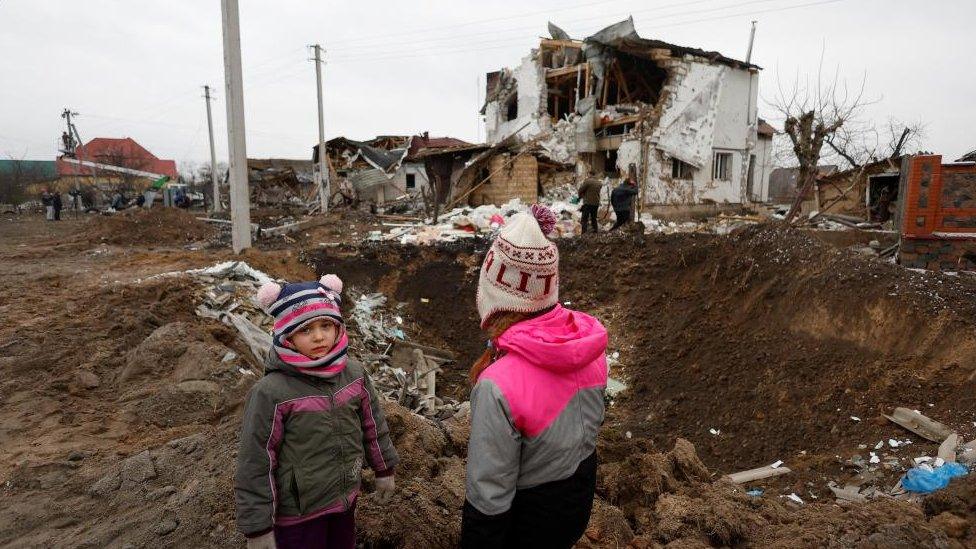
80,207,218,247
2,213,975,547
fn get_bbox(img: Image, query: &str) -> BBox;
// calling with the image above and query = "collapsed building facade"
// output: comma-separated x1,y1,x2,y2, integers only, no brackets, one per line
479,18,773,213
312,135,472,206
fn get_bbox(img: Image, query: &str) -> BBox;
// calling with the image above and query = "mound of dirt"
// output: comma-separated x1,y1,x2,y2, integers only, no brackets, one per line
310,225,976,496
84,208,217,246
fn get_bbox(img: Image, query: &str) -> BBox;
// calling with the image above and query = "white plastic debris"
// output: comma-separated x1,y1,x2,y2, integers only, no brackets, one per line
625,431,632,439
869,452,880,464
934,457,946,467
770,460,784,469
851,416,861,422
875,441,885,450
709,428,721,436
786,493,804,504
914,456,932,464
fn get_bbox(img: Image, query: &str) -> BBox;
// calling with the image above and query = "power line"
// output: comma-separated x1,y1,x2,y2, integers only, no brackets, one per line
326,0,639,47
327,0,796,62
326,0,717,54
329,0,846,64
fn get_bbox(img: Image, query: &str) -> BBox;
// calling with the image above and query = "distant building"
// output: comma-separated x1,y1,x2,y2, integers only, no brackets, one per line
52,137,178,193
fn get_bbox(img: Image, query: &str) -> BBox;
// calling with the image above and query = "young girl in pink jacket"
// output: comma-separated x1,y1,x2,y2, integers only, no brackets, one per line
462,206,609,548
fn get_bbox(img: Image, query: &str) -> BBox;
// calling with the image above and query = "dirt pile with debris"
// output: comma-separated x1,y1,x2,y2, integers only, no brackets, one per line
312,224,976,494
3,216,976,547
82,208,217,246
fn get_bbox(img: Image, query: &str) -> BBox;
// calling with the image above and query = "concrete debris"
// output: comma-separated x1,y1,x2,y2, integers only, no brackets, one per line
725,463,792,484
885,407,955,442
939,433,960,463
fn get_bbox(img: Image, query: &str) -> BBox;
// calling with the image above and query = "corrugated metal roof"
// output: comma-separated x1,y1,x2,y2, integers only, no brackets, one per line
349,168,394,191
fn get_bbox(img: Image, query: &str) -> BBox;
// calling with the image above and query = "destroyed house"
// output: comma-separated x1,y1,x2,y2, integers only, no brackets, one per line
313,135,473,204
246,158,315,205
481,17,766,211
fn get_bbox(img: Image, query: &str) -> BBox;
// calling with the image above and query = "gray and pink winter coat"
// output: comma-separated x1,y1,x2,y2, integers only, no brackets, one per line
462,305,608,546
234,351,398,536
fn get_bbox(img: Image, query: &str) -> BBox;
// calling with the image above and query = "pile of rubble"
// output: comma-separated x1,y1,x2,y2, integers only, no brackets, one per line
182,261,464,420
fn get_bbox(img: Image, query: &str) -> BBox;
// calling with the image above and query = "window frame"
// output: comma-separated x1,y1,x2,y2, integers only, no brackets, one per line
670,158,694,180
713,151,733,181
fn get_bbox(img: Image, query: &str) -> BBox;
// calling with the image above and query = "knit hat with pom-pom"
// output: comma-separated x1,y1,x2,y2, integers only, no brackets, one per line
256,274,348,376
476,205,559,328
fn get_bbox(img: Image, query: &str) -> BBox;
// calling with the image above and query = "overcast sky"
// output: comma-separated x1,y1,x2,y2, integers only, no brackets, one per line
1,0,973,170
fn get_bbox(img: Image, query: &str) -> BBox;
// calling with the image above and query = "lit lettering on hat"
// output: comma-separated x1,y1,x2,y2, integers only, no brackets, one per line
483,250,557,296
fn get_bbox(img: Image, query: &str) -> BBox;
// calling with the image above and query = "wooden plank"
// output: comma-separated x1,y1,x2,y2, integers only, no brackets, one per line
540,38,583,49
595,113,641,129
613,60,633,104
546,63,587,79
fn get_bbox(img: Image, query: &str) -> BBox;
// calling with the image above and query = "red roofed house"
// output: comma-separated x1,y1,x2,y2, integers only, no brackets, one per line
54,137,178,193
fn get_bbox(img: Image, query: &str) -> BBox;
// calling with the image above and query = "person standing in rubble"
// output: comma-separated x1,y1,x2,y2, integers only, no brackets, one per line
462,205,608,548
41,189,54,221
51,191,63,221
234,275,399,549
609,177,638,231
577,173,602,233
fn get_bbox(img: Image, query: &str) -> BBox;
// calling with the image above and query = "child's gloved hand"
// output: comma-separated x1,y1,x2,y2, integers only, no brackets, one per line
374,474,395,505
246,530,276,549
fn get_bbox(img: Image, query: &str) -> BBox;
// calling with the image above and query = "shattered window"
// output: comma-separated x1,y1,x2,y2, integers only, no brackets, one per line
505,92,518,121
671,158,694,180
713,152,732,181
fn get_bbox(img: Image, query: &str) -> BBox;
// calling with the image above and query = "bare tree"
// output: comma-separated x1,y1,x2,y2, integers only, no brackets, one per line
0,156,49,205
824,117,925,169
768,58,870,223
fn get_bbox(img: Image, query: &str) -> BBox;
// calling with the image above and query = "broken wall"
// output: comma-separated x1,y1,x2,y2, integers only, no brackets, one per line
388,162,431,197
485,52,548,145
471,154,538,206
899,154,976,271
620,58,758,206
752,135,775,202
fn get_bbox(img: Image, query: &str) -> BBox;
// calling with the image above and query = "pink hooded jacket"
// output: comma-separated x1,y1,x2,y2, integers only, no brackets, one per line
465,305,608,516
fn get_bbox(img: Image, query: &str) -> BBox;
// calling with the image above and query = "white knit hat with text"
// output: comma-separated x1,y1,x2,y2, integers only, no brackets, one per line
476,205,559,328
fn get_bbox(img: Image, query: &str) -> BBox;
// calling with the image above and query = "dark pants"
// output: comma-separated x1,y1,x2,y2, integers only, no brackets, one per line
461,451,597,549
609,209,630,231
580,204,598,233
53,207,61,221
274,500,356,549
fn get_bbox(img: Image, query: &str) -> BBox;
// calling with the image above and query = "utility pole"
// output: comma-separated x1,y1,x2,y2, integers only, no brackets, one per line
203,85,221,213
745,20,757,63
220,0,251,252
744,21,758,203
312,44,330,213
61,108,97,199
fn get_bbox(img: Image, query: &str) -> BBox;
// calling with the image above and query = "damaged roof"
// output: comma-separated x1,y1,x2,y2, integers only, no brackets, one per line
312,138,408,174
758,119,777,138
550,17,761,70
407,136,477,160
957,150,976,163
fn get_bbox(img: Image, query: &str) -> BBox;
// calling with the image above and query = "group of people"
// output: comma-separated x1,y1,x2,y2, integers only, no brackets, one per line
576,173,639,233
235,206,608,549
40,189,63,221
